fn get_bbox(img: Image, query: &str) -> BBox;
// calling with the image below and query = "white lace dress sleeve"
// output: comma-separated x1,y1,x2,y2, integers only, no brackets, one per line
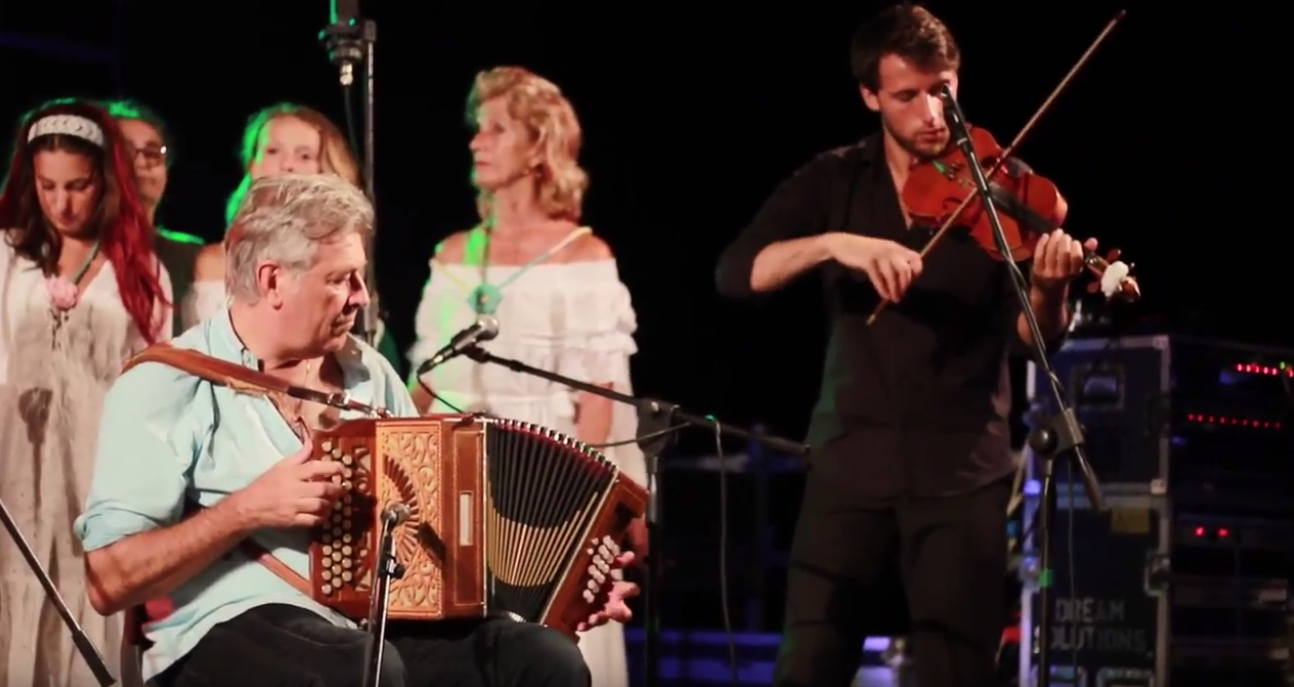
556,266,646,485
184,279,228,330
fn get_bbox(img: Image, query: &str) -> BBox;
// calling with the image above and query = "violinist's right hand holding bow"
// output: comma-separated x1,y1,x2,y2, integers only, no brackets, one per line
828,233,923,303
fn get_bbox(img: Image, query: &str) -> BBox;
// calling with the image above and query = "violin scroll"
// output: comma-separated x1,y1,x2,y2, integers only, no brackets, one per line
1083,248,1140,302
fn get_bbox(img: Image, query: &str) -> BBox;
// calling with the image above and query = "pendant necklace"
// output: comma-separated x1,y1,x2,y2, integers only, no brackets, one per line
45,239,101,346
275,358,315,437
466,225,593,317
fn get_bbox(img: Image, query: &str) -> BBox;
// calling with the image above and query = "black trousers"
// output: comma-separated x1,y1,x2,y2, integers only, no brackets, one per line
156,604,590,687
773,470,1011,687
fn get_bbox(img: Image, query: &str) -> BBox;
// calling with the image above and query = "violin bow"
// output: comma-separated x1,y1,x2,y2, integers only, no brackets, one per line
866,9,1127,325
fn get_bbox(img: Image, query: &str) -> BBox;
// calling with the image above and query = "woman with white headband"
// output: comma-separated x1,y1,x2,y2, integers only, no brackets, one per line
0,98,173,687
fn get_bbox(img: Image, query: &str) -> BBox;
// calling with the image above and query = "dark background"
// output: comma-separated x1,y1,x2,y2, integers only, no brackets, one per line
0,0,1276,456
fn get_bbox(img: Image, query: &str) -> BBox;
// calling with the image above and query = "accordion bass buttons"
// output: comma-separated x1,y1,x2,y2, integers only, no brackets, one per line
581,535,624,602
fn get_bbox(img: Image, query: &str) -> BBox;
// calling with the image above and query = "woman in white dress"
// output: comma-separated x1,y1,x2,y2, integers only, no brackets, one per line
0,99,173,687
409,66,648,687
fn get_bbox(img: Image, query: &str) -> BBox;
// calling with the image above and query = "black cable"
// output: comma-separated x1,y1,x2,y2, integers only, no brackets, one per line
706,414,738,687
1011,320,1120,681
1059,334,1119,678
415,378,686,450
590,426,687,450
416,379,465,415
1066,460,1077,677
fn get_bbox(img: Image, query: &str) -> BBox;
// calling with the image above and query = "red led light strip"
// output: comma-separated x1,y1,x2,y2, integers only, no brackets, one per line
1184,413,1281,429
1233,363,1294,377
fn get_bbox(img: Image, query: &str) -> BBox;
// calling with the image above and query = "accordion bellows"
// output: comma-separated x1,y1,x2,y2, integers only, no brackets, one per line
309,414,648,637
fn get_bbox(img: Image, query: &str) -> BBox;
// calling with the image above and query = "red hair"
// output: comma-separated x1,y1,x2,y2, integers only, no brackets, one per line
0,99,168,343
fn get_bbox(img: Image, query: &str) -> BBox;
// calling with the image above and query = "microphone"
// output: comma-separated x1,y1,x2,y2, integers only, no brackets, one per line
939,83,972,149
382,503,412,526
414,316,500,376
324,0,363,87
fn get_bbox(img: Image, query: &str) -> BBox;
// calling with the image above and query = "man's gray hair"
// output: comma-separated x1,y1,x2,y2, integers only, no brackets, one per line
225,173,374,301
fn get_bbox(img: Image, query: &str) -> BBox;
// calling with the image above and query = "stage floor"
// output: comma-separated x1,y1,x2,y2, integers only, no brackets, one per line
625,630,918,687
639,666,910,687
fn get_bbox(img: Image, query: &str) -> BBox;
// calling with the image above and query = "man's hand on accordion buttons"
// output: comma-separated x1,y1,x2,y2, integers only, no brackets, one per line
230,436,345,528
578,552,640,632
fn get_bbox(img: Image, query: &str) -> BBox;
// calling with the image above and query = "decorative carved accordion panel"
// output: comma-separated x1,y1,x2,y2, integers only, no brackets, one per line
309,414,647,636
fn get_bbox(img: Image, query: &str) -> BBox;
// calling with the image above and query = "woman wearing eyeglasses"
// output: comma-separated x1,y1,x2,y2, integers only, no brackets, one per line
104,100,204,338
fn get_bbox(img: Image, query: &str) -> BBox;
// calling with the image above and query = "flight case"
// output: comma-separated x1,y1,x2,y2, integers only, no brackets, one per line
1015,335,1294,687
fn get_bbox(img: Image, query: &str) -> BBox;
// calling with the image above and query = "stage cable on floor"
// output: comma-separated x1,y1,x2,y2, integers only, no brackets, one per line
706,414,739,687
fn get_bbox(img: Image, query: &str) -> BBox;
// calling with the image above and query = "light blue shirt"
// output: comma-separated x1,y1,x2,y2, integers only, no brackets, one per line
74,308,418,681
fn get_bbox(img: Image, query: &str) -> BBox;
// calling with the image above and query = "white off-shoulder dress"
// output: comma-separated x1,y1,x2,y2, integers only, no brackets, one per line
410,258,647,687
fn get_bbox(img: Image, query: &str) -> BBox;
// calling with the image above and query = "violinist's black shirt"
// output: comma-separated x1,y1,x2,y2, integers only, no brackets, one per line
716,133,1059,503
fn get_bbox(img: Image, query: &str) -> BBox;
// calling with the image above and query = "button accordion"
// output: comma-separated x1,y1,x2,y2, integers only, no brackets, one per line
309,414,648,637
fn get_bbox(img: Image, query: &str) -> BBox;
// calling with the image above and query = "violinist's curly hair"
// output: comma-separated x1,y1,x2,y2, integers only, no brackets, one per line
465,66,587,223
850,4,961,92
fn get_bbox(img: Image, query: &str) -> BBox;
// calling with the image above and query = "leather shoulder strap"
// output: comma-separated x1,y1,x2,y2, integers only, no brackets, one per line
239,540,313,597
127,345,317,599
125,343,295,398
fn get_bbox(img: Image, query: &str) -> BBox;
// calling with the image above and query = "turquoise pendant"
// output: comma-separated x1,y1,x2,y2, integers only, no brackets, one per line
469,283,503,316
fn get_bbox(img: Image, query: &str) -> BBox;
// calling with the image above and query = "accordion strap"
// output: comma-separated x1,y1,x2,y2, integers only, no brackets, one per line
226,528,313,597
124,342,308,399
126,343,316,599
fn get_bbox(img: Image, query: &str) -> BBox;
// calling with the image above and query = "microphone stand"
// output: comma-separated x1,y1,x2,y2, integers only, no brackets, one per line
361,507,407,687
320,3,380,346
461,345,807,687
0,498,114,686
938,85,1105,687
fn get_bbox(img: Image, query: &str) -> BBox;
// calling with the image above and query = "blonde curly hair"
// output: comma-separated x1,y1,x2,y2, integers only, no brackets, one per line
466,66,587,222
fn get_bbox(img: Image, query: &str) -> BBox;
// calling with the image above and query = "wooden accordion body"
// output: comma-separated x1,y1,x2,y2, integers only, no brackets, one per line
309,414,648,636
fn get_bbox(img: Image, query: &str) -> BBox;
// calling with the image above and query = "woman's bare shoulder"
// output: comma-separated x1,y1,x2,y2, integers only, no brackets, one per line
193,243,225,281
567,230,614,262
433,230,473,263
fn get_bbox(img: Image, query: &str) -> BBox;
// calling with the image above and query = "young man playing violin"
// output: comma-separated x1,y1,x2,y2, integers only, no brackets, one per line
715,5,1097,687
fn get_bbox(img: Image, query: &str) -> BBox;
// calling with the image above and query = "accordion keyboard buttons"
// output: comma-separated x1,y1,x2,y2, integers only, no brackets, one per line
317,441,365,597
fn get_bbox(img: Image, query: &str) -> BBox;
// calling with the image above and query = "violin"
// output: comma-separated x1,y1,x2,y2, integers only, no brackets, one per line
867,10,1138,325
903,125,1140,297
